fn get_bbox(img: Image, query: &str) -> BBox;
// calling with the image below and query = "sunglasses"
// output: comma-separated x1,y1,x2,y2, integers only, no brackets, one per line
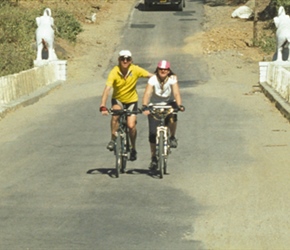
120,56,132,62
158,67,169,71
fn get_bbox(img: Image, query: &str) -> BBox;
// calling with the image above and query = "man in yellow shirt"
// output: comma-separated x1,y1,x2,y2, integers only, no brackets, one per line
100,50,153,161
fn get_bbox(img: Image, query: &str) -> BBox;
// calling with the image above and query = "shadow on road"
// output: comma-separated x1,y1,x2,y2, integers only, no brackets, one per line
86,168,117,178
86,167,166,179
126,168,166,179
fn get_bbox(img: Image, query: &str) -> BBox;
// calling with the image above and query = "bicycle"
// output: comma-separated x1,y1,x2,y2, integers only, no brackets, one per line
147,104,183,179
108,108,142,177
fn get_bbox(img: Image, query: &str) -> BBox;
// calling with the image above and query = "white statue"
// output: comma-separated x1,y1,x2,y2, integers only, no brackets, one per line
274,6,290,61
35,8,57,61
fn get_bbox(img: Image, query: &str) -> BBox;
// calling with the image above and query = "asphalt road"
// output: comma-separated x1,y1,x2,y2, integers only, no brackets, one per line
1,0,290,249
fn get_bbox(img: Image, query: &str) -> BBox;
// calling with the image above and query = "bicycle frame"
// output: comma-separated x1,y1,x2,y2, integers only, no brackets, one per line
109,108,141,177
116,112,130,155
149,105,175,178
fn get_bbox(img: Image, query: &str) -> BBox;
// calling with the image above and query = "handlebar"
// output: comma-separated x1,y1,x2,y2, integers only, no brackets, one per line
147,104,184,114
108,108,142,116
145,105,180,120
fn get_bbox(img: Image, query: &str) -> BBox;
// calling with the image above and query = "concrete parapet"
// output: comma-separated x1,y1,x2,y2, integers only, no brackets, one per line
259,61,290,103
54,60,67,81
259,61,290,122
0,60,66,119
34,60,67,81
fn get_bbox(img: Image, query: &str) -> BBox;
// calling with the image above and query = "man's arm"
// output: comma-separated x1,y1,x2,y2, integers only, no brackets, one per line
147,72,154,78
100,85,111,107
137,65,153,78
100,85,111,114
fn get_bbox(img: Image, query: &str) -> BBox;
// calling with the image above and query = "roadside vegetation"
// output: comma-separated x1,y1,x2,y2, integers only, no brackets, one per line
0,0,83,77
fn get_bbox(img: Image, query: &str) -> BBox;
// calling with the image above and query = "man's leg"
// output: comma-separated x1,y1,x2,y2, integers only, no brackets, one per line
127,115,137,160
107,104,121,151
127,115,137,149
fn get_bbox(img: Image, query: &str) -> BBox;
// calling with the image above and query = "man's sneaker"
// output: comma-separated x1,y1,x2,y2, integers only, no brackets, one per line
169,136,178,148
130,149,137,161
149,156,158,171
106,140,115,151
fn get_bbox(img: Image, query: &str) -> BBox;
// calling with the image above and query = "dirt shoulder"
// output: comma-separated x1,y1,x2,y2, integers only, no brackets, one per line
202,2,272,60
201,1,274,80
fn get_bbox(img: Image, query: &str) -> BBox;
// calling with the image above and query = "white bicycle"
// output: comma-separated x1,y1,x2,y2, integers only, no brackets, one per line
148,104,184,178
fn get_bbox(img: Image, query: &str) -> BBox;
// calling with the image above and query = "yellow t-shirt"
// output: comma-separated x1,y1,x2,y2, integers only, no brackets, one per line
106,64,149,103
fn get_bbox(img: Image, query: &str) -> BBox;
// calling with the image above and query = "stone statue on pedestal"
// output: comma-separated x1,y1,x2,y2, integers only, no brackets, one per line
35,8,57,61
274,6,290,61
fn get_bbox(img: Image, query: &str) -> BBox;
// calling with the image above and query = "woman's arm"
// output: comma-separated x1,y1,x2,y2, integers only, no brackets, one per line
142,84,154,106
172,82,182,106
142,83,154,115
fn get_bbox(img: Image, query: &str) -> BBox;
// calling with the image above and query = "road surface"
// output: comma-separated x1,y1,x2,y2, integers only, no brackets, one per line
1,1,290,249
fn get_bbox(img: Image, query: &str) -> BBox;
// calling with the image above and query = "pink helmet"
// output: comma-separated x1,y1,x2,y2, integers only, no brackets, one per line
157,60,170,69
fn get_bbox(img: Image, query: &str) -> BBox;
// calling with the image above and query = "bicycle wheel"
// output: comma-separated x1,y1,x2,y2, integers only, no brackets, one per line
158,131,165,179
115,133,122,178
164,158,167,175
121,136,127,173
164,137,169,175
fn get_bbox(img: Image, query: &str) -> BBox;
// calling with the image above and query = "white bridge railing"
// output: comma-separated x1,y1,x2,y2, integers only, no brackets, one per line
259,61,290,103
0,60,66,115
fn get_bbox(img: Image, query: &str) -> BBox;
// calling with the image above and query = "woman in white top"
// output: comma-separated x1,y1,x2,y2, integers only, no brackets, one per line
142,60,184,170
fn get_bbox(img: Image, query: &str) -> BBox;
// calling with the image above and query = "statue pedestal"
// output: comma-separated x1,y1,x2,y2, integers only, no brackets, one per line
55,60,67,81
34,60,67,81
259,61,270,83
34,60,50,67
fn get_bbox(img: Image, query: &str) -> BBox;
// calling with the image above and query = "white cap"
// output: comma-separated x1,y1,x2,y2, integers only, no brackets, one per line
119,50,132,58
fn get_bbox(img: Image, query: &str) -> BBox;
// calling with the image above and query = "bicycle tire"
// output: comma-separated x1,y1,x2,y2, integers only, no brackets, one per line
115,133,122,178
164,135,169,175
121,135,127,173
158,131,164,179
164,158,167,175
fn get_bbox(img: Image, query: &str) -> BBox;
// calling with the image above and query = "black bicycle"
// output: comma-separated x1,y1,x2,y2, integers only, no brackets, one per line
148,105,182,179
109,108,141,177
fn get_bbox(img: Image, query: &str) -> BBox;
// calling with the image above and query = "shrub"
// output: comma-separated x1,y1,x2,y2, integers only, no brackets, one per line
0,3,83,77
255,33,276,54
52,9,83,43
0,5,37,76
